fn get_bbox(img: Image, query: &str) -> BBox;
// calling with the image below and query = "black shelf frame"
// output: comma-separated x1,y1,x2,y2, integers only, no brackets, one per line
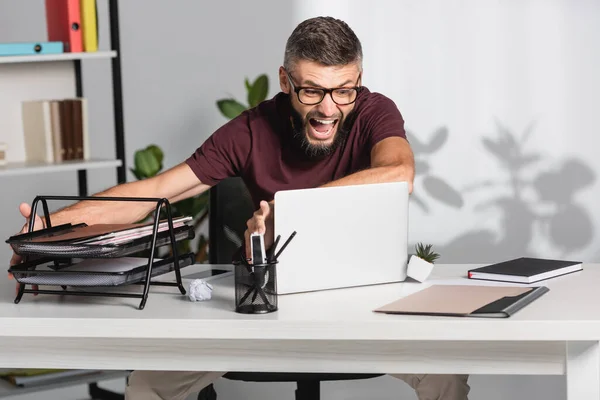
74,0,126,197
11,194,188,310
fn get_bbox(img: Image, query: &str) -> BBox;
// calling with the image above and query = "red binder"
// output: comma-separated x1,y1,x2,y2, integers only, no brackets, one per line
45,0,83,53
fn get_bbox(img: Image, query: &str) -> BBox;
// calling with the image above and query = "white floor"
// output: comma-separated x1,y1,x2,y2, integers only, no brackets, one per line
1,374,565,400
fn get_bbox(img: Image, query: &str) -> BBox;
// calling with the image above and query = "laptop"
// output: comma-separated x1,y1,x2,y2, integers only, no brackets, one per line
273,181,409,294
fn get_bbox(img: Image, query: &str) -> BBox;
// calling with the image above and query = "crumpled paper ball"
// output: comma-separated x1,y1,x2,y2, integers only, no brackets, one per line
188,279,213,302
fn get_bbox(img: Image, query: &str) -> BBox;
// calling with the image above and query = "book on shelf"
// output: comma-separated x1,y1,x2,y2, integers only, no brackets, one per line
45,0,98,53
21,98,90,164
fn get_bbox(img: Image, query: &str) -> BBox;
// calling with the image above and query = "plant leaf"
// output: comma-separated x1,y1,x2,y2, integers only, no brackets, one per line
217,99,247,120
245,77,252,92
247,74,269,108
146,144,164,167
129,167,143,180
133,147,161,178
414,242,439,263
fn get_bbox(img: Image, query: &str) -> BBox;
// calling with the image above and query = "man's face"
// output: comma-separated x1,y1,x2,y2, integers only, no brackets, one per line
279,60,362,157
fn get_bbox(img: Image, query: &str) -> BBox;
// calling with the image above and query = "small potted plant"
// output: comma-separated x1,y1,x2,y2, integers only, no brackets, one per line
407,243,440,282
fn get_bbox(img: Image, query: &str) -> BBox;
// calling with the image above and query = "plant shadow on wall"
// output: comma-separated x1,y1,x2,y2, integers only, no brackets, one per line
128,74,269,263
407,126,465,212
438,120,596,263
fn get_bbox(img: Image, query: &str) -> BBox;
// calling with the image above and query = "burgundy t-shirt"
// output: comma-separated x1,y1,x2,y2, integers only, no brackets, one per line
185,87,407,208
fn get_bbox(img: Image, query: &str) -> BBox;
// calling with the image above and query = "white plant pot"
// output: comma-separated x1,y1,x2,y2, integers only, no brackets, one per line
406,255,434,283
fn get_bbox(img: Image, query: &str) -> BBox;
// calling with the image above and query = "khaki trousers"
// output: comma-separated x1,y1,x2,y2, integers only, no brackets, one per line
124,370,470,400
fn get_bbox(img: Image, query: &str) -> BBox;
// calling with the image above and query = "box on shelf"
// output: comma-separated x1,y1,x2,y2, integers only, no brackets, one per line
0,41,64,57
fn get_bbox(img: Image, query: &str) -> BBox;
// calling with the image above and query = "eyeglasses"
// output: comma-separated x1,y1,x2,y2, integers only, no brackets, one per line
285,71,361,106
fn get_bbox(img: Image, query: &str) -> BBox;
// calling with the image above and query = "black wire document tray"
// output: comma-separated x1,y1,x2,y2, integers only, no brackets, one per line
7,223,194,259
6,194,197,309
9,253,195,287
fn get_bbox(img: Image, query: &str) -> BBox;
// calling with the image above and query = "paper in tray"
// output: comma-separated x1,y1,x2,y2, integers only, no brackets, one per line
9,253,195,287
7,224,194,259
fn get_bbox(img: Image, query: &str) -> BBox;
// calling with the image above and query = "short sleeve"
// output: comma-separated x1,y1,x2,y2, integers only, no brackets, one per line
185,112,252,186
363,94,407,149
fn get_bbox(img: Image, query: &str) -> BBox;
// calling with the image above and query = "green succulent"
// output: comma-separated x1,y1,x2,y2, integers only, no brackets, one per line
415,242,440,264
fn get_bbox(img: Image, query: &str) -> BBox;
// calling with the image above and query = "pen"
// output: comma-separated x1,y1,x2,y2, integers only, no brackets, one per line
267,235,281,262
274,231,297,261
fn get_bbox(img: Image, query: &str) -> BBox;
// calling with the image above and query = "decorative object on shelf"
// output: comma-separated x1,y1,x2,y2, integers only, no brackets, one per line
217,74,269,119
406,242,440,282
0,41,64,57
0,142,6,166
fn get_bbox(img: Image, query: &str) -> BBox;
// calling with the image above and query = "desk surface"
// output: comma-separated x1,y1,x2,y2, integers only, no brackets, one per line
1,262,600,342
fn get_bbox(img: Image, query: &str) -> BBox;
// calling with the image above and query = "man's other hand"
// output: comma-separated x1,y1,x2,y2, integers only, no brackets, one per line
9,203,45,295
244,201,274,263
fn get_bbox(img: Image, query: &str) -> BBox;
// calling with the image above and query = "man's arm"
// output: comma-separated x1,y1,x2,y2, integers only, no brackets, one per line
242,137,415,258
40,162,209,227
320,137,415,192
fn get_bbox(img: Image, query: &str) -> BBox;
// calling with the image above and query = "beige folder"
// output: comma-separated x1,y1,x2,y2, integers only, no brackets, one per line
374,285,547,318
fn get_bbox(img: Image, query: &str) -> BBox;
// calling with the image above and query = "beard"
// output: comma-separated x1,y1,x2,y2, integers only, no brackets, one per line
288,100,352,159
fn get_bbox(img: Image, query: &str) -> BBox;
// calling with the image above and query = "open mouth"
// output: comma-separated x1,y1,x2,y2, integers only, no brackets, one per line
308,118,339,140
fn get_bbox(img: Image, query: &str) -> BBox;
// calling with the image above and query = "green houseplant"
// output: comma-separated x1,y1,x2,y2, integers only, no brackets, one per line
407,242,440,282
216,74,269,119
129,144,210,262
129,74,270,262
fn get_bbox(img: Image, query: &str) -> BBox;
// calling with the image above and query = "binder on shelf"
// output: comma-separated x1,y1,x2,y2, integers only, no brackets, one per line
0,42,64,56
45,0,83,53
80,0,98,52
6,195,194,310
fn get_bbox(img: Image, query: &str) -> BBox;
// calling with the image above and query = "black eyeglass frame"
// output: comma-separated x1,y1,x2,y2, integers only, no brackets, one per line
285,70,362,106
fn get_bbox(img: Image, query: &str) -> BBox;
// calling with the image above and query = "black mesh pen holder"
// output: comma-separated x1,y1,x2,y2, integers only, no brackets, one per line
233,260,278,314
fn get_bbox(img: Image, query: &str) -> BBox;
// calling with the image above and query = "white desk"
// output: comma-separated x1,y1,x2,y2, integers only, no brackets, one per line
0,263,599,400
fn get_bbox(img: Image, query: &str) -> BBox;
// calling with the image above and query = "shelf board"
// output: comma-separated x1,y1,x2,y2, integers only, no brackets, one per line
0,159,122,177
0,51,117,64
0,370,129,398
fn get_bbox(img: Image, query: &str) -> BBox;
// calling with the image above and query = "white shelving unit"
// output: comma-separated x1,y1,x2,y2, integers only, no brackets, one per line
0,1,129,399
0,158,122,177
0,4,126,196
0,50,116,64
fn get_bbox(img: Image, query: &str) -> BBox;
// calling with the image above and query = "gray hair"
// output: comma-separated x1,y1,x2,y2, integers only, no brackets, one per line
284,17,363,72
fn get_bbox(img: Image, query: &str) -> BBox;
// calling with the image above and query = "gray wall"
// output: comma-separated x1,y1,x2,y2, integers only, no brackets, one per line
2,1,599,399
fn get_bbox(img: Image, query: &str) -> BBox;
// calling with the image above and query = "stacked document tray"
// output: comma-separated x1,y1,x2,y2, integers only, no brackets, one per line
9,254,195,287
6,195,197,309
7,218,194,259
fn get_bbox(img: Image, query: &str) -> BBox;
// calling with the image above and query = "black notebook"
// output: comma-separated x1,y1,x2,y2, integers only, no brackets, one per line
467,257,582,284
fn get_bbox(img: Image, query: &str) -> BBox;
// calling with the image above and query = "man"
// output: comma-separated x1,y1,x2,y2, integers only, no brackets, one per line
10,16,469,400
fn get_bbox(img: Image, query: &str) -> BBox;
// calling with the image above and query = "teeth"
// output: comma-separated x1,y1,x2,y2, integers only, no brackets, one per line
314,119,335,124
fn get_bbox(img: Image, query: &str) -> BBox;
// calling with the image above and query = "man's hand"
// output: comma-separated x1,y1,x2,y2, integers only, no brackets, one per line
9,203,45,295
244,201,274,263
